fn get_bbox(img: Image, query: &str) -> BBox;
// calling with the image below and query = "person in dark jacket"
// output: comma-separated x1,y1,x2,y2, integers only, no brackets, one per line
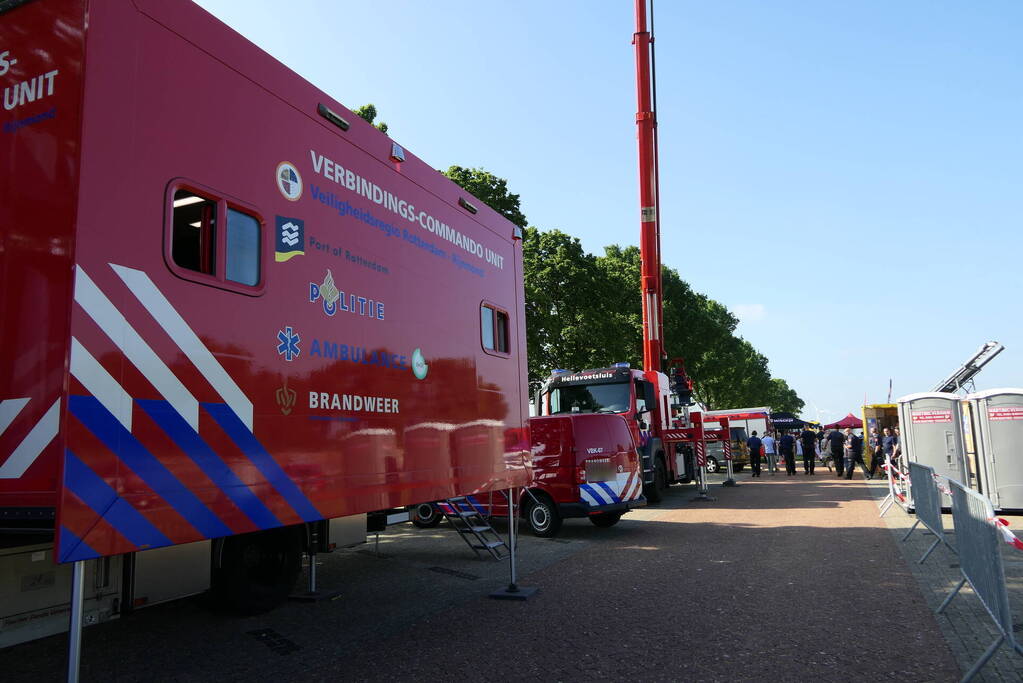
779,431,797,475
844,428,865,479
747,431,763,477
826,429,845,474
868,427,883,477
800,428,818,475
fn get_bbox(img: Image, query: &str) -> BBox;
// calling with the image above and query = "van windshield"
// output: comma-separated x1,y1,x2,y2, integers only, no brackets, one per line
549,382,630,415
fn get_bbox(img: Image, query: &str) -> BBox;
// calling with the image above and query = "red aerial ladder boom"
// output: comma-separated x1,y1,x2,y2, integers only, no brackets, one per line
634,0,664,373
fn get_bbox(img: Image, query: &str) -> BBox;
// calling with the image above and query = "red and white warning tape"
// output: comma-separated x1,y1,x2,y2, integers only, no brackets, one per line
989,517,1023,551
931,474,952,497
882,463,909,502
883,463,908,481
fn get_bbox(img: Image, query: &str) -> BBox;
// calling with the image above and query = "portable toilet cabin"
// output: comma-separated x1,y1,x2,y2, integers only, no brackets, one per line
896,393,970,493
966,388,1023,512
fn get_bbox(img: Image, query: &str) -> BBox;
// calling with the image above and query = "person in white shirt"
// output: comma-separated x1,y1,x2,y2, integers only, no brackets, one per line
762,431,777,474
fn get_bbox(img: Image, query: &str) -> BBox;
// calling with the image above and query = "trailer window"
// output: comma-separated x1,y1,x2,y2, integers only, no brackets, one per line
172,191,217,275
166,182,265,295
481,303,509,354
226,209,260,286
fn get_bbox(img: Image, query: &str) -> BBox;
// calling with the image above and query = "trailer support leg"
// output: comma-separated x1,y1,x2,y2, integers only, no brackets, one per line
290,524,341,602
67,560,85,683
490,488,536,601
691,465,717,502
722,457,738,487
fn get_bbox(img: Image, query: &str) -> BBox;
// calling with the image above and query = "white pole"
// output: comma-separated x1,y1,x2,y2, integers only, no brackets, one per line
67,560,85,683
508,488,517,589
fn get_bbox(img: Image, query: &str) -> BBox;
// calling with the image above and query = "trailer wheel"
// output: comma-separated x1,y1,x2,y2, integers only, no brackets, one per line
589,512,623,528
211,527,302,615
705,456,719,474
411,503,442,528
644,458,668,503
525,495,562,537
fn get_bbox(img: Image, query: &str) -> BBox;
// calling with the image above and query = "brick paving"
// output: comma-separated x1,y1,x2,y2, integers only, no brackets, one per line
868,477,1023,682
1,472,968,681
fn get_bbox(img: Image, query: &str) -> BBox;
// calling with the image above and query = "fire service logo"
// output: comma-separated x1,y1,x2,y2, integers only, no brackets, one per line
276,161,303,201
276,378,297,415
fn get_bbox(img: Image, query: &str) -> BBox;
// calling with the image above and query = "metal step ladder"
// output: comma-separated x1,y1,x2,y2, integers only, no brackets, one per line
437,496,509,560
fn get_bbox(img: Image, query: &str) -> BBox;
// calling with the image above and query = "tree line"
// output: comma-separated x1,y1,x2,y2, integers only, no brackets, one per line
354,106,804,414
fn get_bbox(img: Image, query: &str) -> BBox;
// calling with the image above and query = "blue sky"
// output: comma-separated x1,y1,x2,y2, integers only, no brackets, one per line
195,0,1022,422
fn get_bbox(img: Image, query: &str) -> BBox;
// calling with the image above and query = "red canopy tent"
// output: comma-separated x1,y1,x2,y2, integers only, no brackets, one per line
824,413,863,429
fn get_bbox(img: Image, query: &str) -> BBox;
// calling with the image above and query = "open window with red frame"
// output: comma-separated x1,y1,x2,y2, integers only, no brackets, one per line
481,302,510,355
167,182,265,294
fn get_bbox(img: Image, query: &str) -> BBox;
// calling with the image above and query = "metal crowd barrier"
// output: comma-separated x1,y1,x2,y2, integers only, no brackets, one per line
879,454,911,516
937,478,1023,682
902,462,956,564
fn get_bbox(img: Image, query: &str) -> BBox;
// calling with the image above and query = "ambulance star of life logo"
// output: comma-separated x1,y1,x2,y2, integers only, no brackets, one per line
275,216,305,262
276,326,301,361
275,378,297,415
276,161,303,201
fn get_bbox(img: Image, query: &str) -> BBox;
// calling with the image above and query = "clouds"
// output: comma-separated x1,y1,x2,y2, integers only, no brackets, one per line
732,304,767,324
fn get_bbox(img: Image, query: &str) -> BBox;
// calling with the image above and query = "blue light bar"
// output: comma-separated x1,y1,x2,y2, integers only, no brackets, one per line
613,362,631,368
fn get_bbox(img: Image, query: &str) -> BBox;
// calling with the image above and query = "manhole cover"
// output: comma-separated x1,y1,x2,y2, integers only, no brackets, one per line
247,628,301,655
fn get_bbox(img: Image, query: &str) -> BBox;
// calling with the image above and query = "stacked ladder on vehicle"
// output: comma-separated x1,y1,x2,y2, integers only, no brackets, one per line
436,497,509,560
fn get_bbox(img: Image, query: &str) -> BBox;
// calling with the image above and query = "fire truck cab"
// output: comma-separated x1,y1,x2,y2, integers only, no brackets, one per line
535,363,695,504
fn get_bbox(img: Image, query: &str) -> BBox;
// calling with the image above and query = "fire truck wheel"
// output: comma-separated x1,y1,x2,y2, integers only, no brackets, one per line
644,459,668,503
525,495,562,537
705,456,719,474
589,512,623,528
411,503,442,528
211,527,302,615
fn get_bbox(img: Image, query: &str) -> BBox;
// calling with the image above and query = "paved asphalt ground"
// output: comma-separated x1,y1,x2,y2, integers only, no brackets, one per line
870,474,1023,683
3,469,996,681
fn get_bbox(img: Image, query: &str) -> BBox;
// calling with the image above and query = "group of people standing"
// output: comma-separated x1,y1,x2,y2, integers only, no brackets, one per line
745,425,901,480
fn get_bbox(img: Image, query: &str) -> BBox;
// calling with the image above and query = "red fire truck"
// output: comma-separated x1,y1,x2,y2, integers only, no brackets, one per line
533,363,697,504
0,0,529,647
413,410,645,537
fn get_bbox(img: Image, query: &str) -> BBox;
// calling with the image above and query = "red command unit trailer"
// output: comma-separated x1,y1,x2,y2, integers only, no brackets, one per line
0,0,529,647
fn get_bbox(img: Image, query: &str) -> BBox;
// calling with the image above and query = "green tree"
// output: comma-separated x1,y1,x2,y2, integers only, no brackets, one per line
765,377,805,414
353,103,388,134
522,228,622,388
443,166,527,228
